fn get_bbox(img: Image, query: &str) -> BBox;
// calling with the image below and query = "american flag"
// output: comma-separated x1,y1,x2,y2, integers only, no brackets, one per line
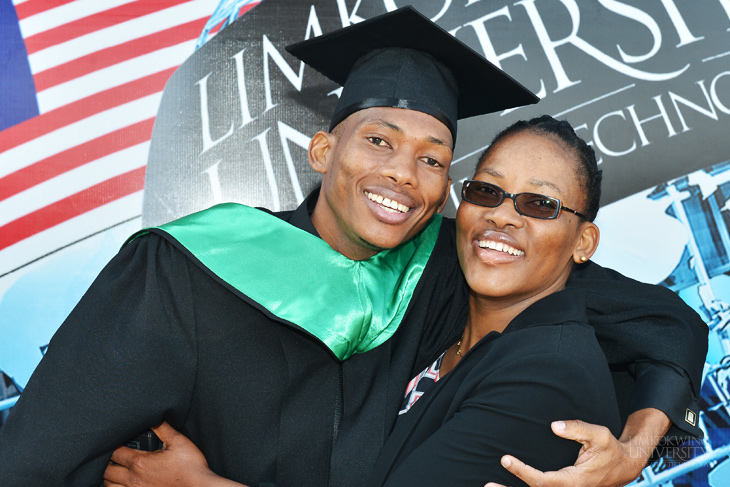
0,0,260,276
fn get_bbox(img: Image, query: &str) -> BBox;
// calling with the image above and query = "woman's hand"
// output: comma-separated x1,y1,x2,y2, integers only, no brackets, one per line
484,409,670,487
103,422,246,487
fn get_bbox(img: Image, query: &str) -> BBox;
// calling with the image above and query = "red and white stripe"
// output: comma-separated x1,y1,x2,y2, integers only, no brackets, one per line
0,0,226,275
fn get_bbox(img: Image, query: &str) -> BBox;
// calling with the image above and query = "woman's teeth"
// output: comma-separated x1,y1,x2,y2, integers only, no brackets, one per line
478,240,525,256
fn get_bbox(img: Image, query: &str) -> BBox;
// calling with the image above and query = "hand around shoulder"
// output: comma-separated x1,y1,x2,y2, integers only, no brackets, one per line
485,408,671,487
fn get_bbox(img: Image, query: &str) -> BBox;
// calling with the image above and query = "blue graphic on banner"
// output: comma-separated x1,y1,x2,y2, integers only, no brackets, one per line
0,0,39,131
197,0,263,48
595,161,730,487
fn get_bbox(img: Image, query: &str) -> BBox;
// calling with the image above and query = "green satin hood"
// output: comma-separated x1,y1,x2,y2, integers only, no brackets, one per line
127,204,442,361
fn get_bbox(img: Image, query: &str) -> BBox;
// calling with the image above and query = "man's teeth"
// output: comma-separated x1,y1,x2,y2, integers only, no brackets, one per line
478,240,525,256
366,191,410,213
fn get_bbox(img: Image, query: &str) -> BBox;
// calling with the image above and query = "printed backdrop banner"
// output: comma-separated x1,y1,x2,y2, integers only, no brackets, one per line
1,1,729,486
143,0,730,225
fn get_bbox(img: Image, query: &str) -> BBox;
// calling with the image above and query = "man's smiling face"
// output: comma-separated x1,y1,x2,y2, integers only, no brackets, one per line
309,106,453,260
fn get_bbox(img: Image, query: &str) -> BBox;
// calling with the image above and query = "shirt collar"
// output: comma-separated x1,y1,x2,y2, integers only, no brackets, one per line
289,187,321,238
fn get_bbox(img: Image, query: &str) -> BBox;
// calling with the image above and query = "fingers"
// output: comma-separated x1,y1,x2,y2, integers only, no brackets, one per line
110,446,138,467
104,461,131,486
494,423,624,487
151,421,178,444
498,455,550,487
551,420,613,447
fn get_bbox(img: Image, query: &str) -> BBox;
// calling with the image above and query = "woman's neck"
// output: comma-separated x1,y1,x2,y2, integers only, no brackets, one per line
466,293,529,336
462,292,532,350
463,275,571,351
439,275,571,377
440,292,534,377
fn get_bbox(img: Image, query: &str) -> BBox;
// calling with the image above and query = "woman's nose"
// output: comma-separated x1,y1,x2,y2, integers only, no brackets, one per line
482,196,524,228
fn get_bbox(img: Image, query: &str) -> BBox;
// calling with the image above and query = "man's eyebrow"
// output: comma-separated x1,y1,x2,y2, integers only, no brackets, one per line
364,118,453,151
427,135,453,152
365,118,403,133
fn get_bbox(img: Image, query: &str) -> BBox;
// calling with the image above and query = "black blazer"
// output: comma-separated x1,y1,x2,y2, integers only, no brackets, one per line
369,291,623,487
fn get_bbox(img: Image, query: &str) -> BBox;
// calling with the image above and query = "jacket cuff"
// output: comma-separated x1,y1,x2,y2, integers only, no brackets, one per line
629,361,703,444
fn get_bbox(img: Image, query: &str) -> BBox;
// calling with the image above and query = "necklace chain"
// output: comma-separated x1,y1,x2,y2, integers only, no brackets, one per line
455,332,464,357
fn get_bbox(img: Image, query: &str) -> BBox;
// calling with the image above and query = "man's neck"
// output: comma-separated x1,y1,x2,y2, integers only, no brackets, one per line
311,202,380,261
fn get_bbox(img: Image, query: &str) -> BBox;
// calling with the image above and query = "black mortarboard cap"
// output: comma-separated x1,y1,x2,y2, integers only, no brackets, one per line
286,6,538,142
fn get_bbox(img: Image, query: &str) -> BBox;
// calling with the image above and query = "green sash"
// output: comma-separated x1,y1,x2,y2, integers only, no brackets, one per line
128,204,442,360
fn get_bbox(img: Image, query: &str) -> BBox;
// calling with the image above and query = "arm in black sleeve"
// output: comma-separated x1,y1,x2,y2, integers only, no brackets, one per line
0,234,198,486
629,361,701,443
567,261,707,439
373,347,621,487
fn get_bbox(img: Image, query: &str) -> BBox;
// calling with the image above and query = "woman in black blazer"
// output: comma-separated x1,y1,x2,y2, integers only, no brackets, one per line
368,115,622,487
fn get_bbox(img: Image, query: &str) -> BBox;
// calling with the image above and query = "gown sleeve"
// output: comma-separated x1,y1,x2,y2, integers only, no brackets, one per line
0,234,199,486
567,261,708,441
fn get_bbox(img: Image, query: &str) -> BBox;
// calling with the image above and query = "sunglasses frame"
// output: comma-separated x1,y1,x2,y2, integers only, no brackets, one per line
461,180,589,221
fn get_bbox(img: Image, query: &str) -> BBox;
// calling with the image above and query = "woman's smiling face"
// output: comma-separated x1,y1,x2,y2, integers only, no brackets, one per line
456,131,596,306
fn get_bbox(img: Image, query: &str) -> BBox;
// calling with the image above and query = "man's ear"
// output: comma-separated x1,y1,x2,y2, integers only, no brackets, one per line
573,221,600,264
308,130,336,175
436,177,452,214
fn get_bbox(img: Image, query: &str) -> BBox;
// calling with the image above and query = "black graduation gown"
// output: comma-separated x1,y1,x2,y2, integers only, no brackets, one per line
0,194,707,487
0,201,465,487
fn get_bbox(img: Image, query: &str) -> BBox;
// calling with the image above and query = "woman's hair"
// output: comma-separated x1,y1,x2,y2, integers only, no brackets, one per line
477,115,602,222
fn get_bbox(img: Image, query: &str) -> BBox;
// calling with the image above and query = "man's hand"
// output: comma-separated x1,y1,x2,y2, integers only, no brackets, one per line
103,422,245,487
485,409,671,487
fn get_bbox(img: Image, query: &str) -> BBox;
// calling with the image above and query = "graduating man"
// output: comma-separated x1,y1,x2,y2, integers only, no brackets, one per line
0,7,706,487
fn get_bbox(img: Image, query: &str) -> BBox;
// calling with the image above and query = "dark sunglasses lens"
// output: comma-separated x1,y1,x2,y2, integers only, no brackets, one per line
465,182,502,206
515,194,559,219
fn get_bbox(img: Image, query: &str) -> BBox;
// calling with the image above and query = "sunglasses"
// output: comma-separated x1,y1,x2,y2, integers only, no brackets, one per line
461,180,588,220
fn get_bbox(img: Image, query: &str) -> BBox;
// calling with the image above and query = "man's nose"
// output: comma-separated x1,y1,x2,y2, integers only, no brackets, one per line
380,151,418,187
